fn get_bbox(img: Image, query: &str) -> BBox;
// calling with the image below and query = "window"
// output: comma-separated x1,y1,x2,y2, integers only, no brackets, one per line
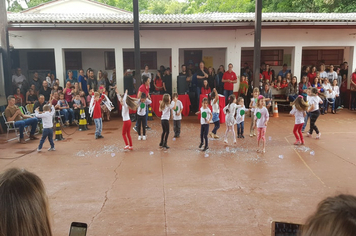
65,51,82,70
27,51,55,70
123,51,157,71
105,51,115,70
302,49,343,67
241,49,284,68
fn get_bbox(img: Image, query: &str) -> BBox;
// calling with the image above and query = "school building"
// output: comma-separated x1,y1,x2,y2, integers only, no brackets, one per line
2,0,356,99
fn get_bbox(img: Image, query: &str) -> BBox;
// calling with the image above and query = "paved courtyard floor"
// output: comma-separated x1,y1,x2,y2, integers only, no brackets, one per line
0,110,355,236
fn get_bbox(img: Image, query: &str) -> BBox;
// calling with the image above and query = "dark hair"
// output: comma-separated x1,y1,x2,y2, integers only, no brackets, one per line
237,97,244,103
142,75,149,84
228,63,233,67
172,93,178,98
203,80,209,89
67,70,72,74
283,63,288,67
140,92,147,99
181,64,186,68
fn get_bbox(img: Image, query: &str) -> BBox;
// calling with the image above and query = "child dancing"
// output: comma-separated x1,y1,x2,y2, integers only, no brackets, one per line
290,95,308,145
196,97,212,151
171,93,183,138
236,97,249,139
209,88,220,139
117,89,138,150
253,95,269,153
223,94,241,144
307,87,323,139
35,103,55,151
136,93,152,141
89,92,105,139
159,93,177,149
249,87,260,137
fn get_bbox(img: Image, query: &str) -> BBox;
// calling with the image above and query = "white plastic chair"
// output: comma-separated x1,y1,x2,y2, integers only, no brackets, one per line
2,112,30,141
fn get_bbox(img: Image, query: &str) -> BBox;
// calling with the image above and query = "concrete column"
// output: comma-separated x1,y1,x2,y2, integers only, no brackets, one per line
171,47,179,93
226,45,241,92
348,46,356,89
114,47,124,93
291,45,302,82
54,47,65,86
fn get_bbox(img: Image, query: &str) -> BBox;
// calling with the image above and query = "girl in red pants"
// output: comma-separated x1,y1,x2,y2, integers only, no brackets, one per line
117,89,138,150
290,95,308,145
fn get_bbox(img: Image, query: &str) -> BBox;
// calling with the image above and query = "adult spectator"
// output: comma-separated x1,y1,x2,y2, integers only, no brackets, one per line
207,67,215,90
299,76,311,100
319,64,328,82
51,91,60,108
340,61,348,78
133,75,151,132
222,63,237,103
33,95,46,113
238,75,249,107
97,70,106,89
277,64,291,78
0,168,52,236
63,81,73,107
262,64,273,81
66,70,77,85
322,78,334,114
30,72,42,92
312,77,324,93
47,74,56,88
179,64,187,76
261,83,272,111
201,80,211,95
55,79,63,92
327,64,338,83
78,69,88,95
14,88,25,106
300,194,356,236
307,66,317,84
154,71,164,94
301,66,310,78
26,88,38,104
4,96,38,143
260,62,265,74
12,68,26,91
217,65,225,94
196,61,208,99
340,74,347,108
39,81,52,102
286,76,299,102
350,68,356,110
142,65,152,81
87,70,98,92
163,67,172,96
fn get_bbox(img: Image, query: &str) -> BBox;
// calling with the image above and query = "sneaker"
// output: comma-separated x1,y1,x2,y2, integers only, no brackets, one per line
163,144,170,149
214,134,219,139
307,133,312,138
301,141,305,145
37,148,41,152
250,133,253,137
48,147,56,151
138,136,142,141
209,132,214,138
316,132,321,139
253,133,256,136
233,139,237,144
98,135,104,139
241,135,245,139
128,146,133,150
124,145,130,150
202,146,209,152
262,149,266,154
224,139,228,144
65,121,70,126
341,105,344,108
133,126,137,132
159,142,163,147
337,106,343,110
95,136,99,139
294,141,300,145
142,135,147,141
145,126,151,131
199,143,203,148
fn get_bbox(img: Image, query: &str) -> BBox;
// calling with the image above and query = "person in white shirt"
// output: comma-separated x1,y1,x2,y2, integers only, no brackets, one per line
159,94,177,149
327,65,338,83
209,88,220,139
319,64,328,82
142,65,152,82
117,89,139,150
196,97,212,152
171,93,183,138
223,95,242,144
236,97,249,139
290,95,308,145
12,68,26,90
35,104,55,151
136,93,152,141
331,79,341,111
322,79,334,114
307,87,323,139
253,95,269,153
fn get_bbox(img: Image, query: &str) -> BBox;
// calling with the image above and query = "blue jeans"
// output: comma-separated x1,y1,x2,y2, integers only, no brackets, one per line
288,95,298,102
60,108,74,123
224,90,233,104
237,121,244,136
135,106,148,127
94,118,102,137
38,128,54,149
302,112,309,131
325,98,335,112
14,117,38,139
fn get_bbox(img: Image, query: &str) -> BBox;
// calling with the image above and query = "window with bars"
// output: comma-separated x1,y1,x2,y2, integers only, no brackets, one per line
302,49,343,67
105,51,115,70
123,51,157,71
241,49,284,68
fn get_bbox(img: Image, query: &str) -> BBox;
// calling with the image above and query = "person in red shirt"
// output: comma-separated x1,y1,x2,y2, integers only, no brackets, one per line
262,64,273,81
308,66,317,84
201,80,211,95
222,63,237,103
91,92,105,139
350,68,356,110
281,78,288,88
154,71,164,94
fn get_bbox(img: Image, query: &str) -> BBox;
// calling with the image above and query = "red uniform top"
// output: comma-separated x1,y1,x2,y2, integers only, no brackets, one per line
92,94,105,119
222,71,237,91
307,72,317,84
352,72,356,85
138,84,149,96
155,78,163,91
262,71,272,81
201,87,211,95
281,82,288,88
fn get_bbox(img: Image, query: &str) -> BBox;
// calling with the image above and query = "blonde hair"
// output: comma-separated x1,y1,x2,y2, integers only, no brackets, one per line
43,104,51,112
94,92,100,98
126,95,139,110
0,168,52,236
160,93,170,110
301,194,356,236
253,87,260,94
292,96,308,111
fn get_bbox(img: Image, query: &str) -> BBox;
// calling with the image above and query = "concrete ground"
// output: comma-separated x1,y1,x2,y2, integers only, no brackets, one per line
0,110,355,236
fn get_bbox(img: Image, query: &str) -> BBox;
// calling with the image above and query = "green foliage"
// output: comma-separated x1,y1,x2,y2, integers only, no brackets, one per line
6,0,356,13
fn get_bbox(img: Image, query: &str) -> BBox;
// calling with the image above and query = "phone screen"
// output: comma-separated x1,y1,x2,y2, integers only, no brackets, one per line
272,221,301,236
69,223,87,236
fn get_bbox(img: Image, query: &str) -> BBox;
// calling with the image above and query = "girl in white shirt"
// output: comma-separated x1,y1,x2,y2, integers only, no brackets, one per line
236,97,249,139
223,94,241,144
117,89,138,150
253,95,269,153
159,93,177,149
249,88,260,137
290,95,308,145
332,79,340,112
196,97,212,152
209,88,220,139
307,87,323,139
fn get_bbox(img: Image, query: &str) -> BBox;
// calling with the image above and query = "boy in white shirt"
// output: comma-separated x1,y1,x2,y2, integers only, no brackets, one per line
137,93,152,140
35,103,55,151
171,93,183,138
